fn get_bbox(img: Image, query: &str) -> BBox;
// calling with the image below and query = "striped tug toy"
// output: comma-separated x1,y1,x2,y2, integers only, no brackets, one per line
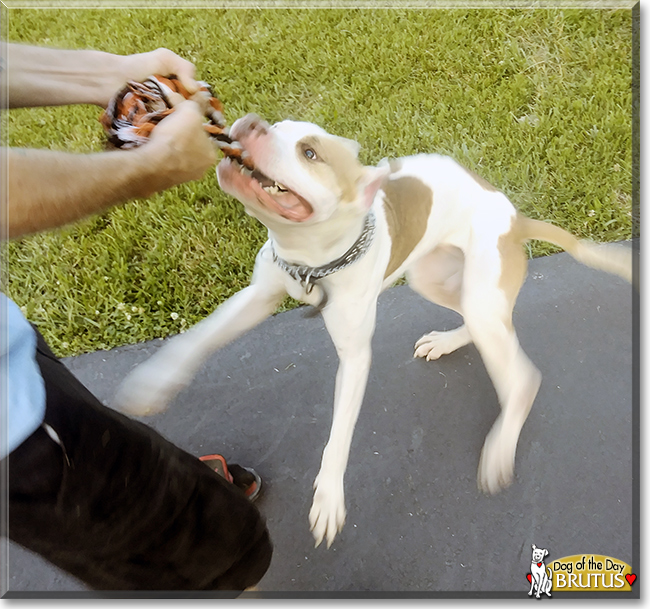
100,74,268,183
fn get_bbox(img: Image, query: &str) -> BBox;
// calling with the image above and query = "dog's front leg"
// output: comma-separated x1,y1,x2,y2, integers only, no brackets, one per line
114,252,287,416
309,295,378,548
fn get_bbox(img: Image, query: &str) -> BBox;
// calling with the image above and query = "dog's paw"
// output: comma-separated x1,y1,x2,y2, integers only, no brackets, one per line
413,328,469,361
113,361,188,416
308,474,346,548
477,420,516,495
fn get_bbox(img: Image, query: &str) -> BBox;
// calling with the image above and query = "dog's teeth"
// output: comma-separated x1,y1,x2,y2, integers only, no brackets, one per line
240,166,253,177
262,181,289,195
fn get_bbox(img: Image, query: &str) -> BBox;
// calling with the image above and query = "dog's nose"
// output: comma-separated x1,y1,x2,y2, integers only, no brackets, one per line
239,113,270,135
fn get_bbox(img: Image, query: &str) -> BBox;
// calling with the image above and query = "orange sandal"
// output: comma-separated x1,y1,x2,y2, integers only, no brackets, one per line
200,454,262,502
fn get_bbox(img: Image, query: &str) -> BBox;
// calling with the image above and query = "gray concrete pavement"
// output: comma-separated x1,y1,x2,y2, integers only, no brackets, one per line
6,250,637,596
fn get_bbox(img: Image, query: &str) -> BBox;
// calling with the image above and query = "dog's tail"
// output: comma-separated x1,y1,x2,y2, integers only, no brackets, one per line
515,216,633,283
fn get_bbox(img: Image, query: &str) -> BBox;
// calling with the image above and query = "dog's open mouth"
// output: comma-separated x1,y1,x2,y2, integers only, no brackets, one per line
221,158,314,222
244,166,288,194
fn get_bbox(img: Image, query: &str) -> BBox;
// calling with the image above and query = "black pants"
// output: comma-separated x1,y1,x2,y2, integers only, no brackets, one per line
6,331,272,592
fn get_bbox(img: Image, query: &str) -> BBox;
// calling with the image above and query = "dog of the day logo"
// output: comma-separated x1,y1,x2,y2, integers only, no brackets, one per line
526,545,636,596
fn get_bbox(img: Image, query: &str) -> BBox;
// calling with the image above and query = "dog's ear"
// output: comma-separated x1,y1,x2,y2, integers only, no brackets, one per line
358,164,391,210
544,549,548,557
532,544,537,551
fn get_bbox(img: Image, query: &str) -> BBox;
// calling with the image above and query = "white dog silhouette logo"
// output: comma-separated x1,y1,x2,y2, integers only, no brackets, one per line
528,544,553,599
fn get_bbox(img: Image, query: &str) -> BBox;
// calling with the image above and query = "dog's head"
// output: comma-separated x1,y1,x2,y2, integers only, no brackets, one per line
216,114,390,225
531,544,549,563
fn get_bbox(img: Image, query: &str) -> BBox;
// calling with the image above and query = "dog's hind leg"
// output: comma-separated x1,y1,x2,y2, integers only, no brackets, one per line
407,244,472,360
544,572,553,597
461,230,541,494
413,325,472,361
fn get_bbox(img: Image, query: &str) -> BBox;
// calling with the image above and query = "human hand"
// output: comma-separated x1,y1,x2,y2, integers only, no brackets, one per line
140,100,217,193
119,48,215,115
121,47,200,94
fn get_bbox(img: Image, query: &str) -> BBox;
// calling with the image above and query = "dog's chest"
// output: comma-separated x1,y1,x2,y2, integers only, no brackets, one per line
380,176,433,278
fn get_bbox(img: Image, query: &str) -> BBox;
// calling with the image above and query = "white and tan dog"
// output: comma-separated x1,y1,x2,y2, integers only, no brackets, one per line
115,114,632,548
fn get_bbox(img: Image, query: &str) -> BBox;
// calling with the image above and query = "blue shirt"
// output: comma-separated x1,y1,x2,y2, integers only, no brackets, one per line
1,293,46,459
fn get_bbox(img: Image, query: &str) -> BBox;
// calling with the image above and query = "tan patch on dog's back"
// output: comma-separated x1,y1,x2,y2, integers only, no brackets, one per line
462,166,499,192
381,177,434,278
297,135,364,203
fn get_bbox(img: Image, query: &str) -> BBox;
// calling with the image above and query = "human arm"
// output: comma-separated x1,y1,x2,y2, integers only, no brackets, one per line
1,101,217,239
3,42,199,109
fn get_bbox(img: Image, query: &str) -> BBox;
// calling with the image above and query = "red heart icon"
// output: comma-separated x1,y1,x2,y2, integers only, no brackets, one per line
526,573,532,583
625,573,637,586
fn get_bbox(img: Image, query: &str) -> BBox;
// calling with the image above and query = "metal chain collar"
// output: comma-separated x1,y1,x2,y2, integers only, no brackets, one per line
271,210,376,294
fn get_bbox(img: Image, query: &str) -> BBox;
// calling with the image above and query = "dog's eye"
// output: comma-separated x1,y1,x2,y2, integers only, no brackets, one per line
304,148,317,161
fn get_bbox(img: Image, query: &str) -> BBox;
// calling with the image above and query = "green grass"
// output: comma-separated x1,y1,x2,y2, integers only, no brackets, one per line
3,7,634,356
